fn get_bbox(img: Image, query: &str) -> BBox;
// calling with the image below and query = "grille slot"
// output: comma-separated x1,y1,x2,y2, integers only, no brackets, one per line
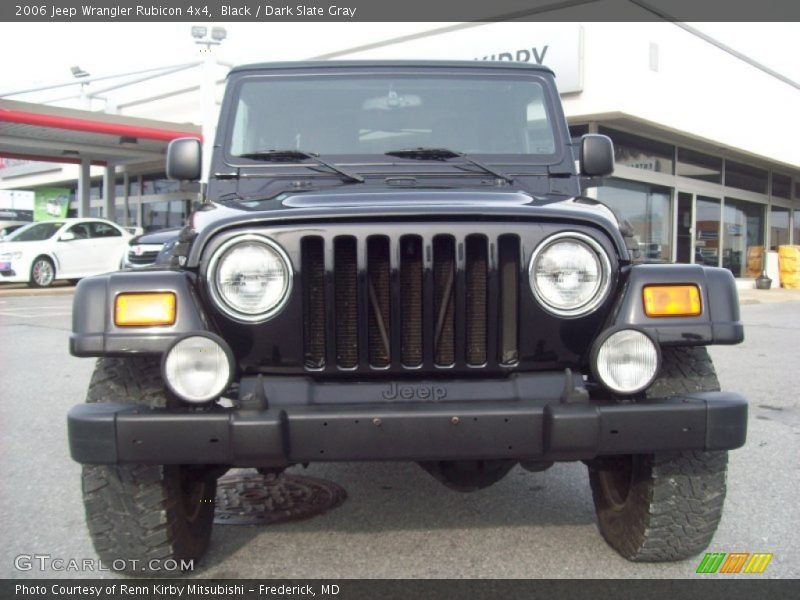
433,235,455,366
465,235,488,365
301,230,519,372
334,237,358,368
367,237,391,367
301,237,326,369
127,250,160,265
498,234,520,365
399,236,423,367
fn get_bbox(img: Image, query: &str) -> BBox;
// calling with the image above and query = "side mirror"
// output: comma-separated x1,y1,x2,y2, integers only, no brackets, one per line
579,134,615,177
60,232,76,242
166,138,202,181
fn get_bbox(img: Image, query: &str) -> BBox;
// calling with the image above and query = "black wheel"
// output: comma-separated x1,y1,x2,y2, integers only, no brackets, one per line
588,346,728,561
29,256,55,287
81,357,216,574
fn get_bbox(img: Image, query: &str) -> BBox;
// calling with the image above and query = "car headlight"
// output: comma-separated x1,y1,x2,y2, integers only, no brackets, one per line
207,234,292,322
529,232,611,316
591,328,660,395
0,252,22,261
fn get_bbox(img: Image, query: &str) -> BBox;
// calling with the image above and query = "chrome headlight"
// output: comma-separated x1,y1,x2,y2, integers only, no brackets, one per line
207,234,292,322
529,232,611,316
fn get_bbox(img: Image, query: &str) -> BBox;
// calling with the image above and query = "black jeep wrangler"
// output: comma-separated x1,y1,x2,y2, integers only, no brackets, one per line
67,61,747,569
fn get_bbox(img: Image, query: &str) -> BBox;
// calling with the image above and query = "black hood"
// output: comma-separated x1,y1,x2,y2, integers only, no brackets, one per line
186,187,627,267
130,228,182,245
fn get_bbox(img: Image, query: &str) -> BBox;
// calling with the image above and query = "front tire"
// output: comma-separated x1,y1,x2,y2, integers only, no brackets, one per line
588,346,729,561
81,357,216,574
29,256,55,287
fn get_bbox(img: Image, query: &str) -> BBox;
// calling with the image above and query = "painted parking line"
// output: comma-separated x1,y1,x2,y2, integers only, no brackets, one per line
0,311,73,318
1,304,71,310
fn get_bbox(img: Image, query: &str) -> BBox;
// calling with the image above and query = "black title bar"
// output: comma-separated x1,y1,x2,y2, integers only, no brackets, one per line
3,579,800,600
2,0,800,22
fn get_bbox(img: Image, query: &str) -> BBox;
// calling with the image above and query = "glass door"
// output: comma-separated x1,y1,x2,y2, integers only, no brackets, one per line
694,196,722,267
676,192,693,264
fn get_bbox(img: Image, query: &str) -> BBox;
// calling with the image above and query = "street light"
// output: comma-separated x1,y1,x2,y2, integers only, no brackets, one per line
71,66,90,78
191,25,226,50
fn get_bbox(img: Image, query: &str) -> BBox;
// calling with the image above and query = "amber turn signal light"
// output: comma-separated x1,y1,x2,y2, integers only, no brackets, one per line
642,285,701,317
115,292,177,327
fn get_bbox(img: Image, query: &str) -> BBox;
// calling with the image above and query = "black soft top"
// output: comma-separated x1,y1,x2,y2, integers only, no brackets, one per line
228,60,555,77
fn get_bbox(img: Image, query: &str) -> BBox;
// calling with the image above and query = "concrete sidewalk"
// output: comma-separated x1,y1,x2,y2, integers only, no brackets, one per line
737,286,800,305
0,282,75,297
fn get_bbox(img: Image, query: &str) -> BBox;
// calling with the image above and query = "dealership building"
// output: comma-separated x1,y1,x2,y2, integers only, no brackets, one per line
1,21,798,281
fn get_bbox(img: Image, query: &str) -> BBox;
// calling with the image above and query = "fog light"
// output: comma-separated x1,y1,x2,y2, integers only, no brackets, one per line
162,333,233,403
592,329,660,395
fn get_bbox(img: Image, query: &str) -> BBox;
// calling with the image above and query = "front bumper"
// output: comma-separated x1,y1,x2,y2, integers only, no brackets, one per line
68,389,747,466
0,261,26,283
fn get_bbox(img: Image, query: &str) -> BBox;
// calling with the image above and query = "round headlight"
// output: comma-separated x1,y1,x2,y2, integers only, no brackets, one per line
529,232,611,316
163,334,233,403
208,235,292,322
592,329,660,395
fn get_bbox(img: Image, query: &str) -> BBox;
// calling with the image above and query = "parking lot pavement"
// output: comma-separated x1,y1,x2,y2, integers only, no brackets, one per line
0,292,798,579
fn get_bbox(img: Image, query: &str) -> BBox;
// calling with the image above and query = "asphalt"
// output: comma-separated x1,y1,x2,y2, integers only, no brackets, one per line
0,290,797,579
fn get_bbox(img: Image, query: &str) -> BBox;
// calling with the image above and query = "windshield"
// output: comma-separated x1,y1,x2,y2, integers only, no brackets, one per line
229,74,558,160
6,221,64,242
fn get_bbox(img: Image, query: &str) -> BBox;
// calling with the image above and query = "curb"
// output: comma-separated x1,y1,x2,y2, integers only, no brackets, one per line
0,286,75,298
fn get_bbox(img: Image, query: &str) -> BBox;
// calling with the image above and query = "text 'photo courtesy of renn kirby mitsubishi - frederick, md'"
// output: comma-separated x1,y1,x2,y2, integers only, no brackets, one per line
0,1,799,593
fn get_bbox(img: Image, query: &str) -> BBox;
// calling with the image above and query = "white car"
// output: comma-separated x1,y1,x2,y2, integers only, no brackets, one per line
0,218,132,287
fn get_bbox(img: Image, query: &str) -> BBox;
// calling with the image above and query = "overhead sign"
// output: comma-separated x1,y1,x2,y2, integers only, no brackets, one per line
0,189,34,210
33,188,71,221
331,23,584,94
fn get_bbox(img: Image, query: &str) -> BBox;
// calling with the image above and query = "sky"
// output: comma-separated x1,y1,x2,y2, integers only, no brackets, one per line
0,22,798,95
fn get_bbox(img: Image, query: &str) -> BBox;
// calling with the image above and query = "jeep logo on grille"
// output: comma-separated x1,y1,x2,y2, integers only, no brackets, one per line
381,382,447,401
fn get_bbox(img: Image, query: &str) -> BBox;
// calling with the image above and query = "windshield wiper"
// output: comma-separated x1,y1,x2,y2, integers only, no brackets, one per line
385,147,514,184
238,149,365,183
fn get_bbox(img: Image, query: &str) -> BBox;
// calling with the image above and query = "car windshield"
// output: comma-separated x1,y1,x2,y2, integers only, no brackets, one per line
229,74,558,160
6,221,64,241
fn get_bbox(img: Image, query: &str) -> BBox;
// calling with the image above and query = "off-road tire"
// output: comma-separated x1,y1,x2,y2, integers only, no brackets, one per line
81,357,216,574
588,346,728,561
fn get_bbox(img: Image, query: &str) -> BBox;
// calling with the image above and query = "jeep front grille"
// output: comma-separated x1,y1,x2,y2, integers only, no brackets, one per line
301,231,520,373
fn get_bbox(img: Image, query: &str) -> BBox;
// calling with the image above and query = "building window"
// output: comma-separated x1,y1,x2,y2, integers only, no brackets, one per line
136,173,180,196
695,196,721,267
596,179,672,262
89,182,102,200
568,124,589,139
794,210,800,245
723,198,764,278
771,173,791,199
676,148,722,184
724,160,767,195
770,206,790,250
597,127,674,174
142,200,189,232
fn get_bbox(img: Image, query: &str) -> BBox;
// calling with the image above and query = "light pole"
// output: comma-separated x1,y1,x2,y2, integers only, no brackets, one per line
71,66,91,109
191,27,227,183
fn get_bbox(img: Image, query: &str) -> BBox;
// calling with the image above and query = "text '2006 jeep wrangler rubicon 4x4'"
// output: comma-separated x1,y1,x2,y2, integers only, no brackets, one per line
67,61,747,570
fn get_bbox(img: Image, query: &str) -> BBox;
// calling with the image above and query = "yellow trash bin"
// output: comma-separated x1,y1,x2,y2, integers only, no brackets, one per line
778,245,800,289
